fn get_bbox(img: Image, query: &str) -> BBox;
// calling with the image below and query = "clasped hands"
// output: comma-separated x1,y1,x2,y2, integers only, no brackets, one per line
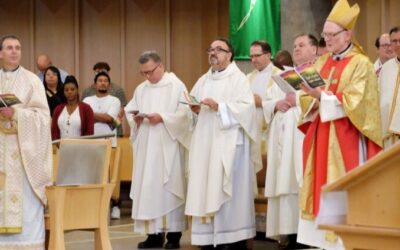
275,92,296,113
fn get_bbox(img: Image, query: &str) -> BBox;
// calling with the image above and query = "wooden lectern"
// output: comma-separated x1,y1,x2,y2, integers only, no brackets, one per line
319,143,400,250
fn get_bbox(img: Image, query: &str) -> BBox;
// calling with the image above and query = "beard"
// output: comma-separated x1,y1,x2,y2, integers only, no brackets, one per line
209,56,218,65
98,89,108,94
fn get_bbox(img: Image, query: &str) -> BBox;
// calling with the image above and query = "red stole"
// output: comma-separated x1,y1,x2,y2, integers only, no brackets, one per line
302,56,381,216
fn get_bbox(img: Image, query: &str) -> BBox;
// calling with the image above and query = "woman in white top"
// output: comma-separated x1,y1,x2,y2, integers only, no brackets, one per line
51,75,94,140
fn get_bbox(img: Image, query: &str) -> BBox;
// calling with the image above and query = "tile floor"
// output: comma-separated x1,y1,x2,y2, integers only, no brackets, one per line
64,217,317,250
63,184,317,250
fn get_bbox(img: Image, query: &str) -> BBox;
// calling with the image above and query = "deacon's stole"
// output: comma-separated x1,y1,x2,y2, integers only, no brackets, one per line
300,52,382,219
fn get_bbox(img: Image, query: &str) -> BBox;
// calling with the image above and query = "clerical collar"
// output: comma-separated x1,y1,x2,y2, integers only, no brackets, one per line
332,43,352,61
2,65,20,73
212,67,227,74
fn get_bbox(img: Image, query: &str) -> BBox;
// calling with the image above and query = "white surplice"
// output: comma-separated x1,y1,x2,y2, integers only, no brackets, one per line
185,62,262,246
247,63,282,155
378,57,400,148
125,72,191,234
262,75,304,237
0,67,52,250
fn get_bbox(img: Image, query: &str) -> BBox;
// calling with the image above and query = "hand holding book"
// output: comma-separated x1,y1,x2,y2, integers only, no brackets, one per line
0,94,20,120
272,63,326,93
179,92,200,106
0,93,21,108
299,82,323,100
127,110,147,126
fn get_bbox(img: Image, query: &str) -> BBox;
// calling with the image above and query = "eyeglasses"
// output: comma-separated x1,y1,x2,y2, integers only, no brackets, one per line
249,53,266,59
321,29,346,39
206,47,230,54
140,64,160,77
391,39,400,45
379,43,392,48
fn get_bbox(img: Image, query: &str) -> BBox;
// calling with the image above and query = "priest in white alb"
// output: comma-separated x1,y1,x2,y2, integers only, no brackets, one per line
379,26,400,149
0,35,52,250
125,51,191,249
246,40,281,157
185,38,262,250
262,40,307,246
246,40,303,245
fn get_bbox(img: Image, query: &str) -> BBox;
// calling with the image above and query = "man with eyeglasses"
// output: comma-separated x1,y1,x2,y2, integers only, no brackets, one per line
297,0,382,249
125,51,191,249
374,33,395,75
378,26,400,149
246,40,280,156
246,40,303,247
185,38,260,250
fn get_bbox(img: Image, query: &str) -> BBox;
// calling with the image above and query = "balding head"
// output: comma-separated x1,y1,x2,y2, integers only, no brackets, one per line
37,54,51,72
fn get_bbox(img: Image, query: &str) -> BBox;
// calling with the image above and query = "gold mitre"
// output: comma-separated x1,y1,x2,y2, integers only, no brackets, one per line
327,0,360,30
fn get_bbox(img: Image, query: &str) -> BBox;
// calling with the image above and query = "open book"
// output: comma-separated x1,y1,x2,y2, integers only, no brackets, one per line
272,63,326,93
0,93,21,108
179,92,200,106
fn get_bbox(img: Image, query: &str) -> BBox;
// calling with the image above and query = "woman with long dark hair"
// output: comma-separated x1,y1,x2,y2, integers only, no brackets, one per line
43,66,64,116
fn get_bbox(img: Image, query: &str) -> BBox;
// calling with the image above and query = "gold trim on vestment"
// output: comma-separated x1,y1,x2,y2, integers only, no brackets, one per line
314,49,383,147
0,132,24,232
337,50,382,146
299,95,315,120
162,215,167,230
0,241,44,250
0,114,17,134
0,227,22,233
327,122,346,183
300,141,315,220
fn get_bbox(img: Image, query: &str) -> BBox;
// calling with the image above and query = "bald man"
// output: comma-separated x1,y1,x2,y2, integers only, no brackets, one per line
36,54,68,82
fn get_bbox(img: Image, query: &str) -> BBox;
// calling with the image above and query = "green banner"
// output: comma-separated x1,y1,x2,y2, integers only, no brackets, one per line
229,0,281,60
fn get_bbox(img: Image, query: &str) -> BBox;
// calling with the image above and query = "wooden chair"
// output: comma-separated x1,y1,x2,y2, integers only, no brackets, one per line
45,139,121,250
109,146,122,200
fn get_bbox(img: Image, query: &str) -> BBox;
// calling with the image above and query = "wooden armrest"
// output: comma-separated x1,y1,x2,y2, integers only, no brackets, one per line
110,147,121,184
46,184,105,190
